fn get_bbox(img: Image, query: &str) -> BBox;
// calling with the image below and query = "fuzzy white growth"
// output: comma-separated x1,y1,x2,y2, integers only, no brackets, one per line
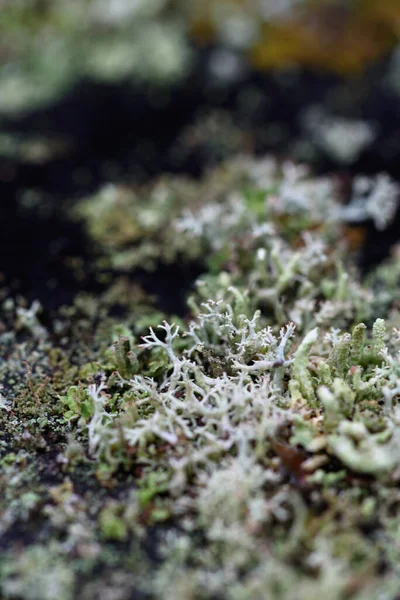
232,322,296,374
16,300,48,340
174,195,251,251
140,320,180,363
379,347,400,413
342,174,399,230
305,109,376,164
87,380,113,457
0,393,10,412
87,308,293,476
270,162,338,224
90,0,166,25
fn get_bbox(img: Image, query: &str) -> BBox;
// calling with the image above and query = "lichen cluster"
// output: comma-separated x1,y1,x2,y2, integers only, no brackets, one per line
2,0,400,120
0,0,190,116
1,154,400,599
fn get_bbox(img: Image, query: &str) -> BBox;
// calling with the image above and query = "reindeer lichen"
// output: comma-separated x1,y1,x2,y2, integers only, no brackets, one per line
1,154,400,599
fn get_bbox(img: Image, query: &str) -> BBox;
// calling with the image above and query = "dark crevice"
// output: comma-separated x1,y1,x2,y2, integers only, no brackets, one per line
1,50,400,311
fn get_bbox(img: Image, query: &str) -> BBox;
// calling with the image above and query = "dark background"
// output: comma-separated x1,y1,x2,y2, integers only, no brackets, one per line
1,2,400,313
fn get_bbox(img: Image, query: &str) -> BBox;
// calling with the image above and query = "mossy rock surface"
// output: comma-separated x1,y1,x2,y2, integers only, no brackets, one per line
2,3,400,599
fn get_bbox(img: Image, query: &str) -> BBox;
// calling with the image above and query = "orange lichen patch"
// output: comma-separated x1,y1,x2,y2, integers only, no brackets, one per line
362,0,400,29
189,0,400,74
251,1,400,74
189,18,216,44
342,225,367,251
185,0,218,44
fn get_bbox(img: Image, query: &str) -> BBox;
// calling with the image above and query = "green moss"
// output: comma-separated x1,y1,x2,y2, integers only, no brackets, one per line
99,506,128,542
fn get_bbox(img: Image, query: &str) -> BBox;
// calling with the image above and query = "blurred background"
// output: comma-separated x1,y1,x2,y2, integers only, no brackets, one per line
1,0,400,311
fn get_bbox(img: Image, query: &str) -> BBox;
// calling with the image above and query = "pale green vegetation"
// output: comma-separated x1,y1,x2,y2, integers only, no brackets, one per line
1,154,400,598
0,0,191,116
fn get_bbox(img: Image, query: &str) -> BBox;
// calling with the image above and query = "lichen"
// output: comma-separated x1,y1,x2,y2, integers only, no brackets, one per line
1,153,400,599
